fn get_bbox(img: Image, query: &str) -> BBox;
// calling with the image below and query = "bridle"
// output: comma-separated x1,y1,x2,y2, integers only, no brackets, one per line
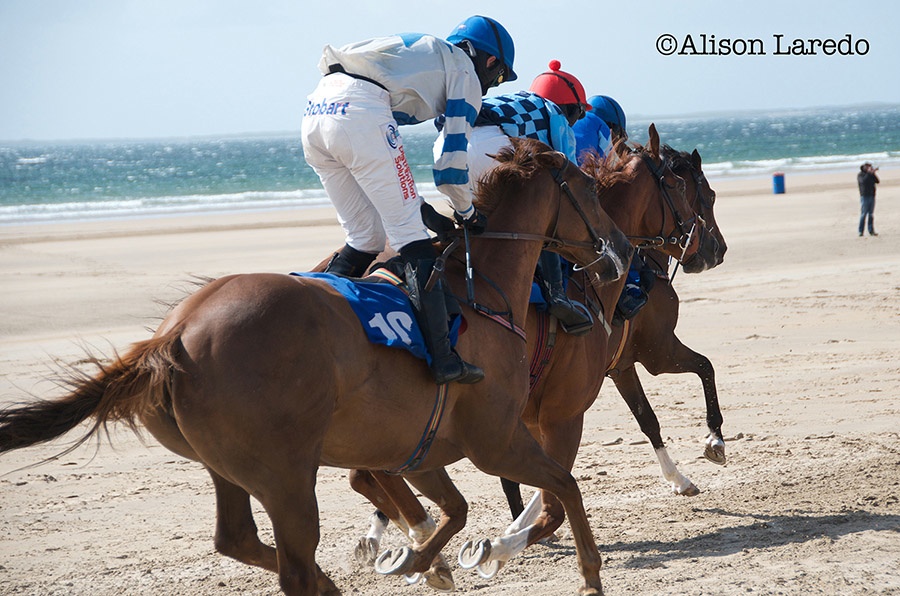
443,154,611,262
685,166,716,241
626,151,700,255
433,154,615,334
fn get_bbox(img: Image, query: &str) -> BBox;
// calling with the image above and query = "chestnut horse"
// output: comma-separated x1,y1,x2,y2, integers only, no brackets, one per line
449,138,724,576
347,126,712,585
0,139,632,596
501,145,729,525
602,145,729,492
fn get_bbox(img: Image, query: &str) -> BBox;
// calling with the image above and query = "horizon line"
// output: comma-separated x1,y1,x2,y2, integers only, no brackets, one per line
2,101,898,145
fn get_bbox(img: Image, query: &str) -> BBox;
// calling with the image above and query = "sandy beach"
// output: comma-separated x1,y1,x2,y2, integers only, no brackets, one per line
1,168,898,595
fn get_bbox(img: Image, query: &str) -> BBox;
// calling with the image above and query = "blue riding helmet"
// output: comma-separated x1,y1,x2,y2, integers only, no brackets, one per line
447,16,517,82
587,95,626,132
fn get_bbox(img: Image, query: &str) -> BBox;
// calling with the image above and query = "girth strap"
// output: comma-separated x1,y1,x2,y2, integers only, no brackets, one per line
387,383,450,475
606,318,632,374
529,311,558,391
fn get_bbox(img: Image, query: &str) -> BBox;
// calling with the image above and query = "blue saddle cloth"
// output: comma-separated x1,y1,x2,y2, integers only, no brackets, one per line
290,271,459,365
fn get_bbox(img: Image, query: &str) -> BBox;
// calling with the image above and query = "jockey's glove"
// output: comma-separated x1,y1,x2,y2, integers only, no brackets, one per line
454,207,488,235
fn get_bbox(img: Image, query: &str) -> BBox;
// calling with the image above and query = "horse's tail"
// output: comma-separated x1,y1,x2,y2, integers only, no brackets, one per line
0,326,183,457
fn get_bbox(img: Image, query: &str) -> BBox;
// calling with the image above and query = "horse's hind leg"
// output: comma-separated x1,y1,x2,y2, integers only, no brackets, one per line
612,365,699,496
140,409,282,571
210,468,338,593
254,464,327,595
208,469,278,572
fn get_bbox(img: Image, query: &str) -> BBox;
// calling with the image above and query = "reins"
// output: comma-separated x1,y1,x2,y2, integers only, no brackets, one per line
432,157,611,340
392,157,609,474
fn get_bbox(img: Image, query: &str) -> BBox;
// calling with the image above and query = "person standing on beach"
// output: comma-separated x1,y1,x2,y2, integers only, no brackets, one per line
301,16,517,385
857,162,880,236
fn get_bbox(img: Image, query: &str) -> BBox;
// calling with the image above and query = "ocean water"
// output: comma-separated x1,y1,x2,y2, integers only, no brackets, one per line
2,104,898,225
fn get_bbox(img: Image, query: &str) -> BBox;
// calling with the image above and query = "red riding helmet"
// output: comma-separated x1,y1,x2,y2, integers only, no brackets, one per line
528,60,591,110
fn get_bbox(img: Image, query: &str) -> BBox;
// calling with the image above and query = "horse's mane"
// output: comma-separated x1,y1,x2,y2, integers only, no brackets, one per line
661,144,694,174
475,137,557,216
579,138,654,192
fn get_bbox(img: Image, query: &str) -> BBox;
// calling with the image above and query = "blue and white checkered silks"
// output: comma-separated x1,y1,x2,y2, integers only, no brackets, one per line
477,92,577,161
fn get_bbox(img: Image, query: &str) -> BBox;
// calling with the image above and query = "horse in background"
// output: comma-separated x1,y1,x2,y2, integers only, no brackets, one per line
498,145,727,536
601,145,728,493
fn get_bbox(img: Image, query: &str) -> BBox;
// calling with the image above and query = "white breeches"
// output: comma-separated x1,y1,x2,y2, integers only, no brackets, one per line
301,73,429,253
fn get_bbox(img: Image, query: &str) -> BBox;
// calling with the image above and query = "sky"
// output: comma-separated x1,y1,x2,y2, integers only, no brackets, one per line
1,0,897,141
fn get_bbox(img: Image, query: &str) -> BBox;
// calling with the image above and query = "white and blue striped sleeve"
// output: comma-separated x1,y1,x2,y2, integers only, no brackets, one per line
433,70,482,214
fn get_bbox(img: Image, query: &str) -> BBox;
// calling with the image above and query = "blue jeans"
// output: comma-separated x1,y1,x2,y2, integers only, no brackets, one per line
859,195,875,234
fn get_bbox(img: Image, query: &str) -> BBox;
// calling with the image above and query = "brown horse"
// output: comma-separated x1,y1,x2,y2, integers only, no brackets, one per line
0,138,631,596
346,126,711,583
492,147,727,545
600,144,728,495
502,145,729,520
450,137,722,575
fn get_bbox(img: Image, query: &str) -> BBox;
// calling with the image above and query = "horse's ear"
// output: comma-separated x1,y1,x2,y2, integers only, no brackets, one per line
691,148,702,169
648,123,660,158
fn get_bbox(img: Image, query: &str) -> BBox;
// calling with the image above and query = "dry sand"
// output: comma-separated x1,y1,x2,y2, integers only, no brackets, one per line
1,169,899,595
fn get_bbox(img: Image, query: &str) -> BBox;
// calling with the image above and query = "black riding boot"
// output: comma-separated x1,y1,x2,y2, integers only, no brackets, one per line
401,241,483,385
324,244,378,277
614,254,649,323
537,250,593,335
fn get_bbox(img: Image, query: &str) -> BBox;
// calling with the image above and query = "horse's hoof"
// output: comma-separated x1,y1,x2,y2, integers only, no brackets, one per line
458,538,491,569
704,441,727,465
403,572,423,585
676,482,701,497
424,565,455,592
477,558,504,579
374,547,414,576
354,536,379,566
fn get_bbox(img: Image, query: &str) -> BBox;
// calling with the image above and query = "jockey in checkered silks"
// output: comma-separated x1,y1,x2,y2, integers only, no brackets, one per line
434,60,596,335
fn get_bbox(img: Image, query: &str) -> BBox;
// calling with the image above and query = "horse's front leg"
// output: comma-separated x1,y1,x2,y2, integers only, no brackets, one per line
370,471,454,592
647,336,726,466
348,469,412,565
458,488,545,579
688,348,726,465
612,365,700,496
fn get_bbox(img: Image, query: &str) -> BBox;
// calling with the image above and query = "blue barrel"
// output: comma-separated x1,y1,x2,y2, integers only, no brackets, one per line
773,172,785,194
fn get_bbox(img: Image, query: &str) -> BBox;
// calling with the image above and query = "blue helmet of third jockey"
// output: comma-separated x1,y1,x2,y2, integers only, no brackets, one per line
573,94,628,163
588,95,627,139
